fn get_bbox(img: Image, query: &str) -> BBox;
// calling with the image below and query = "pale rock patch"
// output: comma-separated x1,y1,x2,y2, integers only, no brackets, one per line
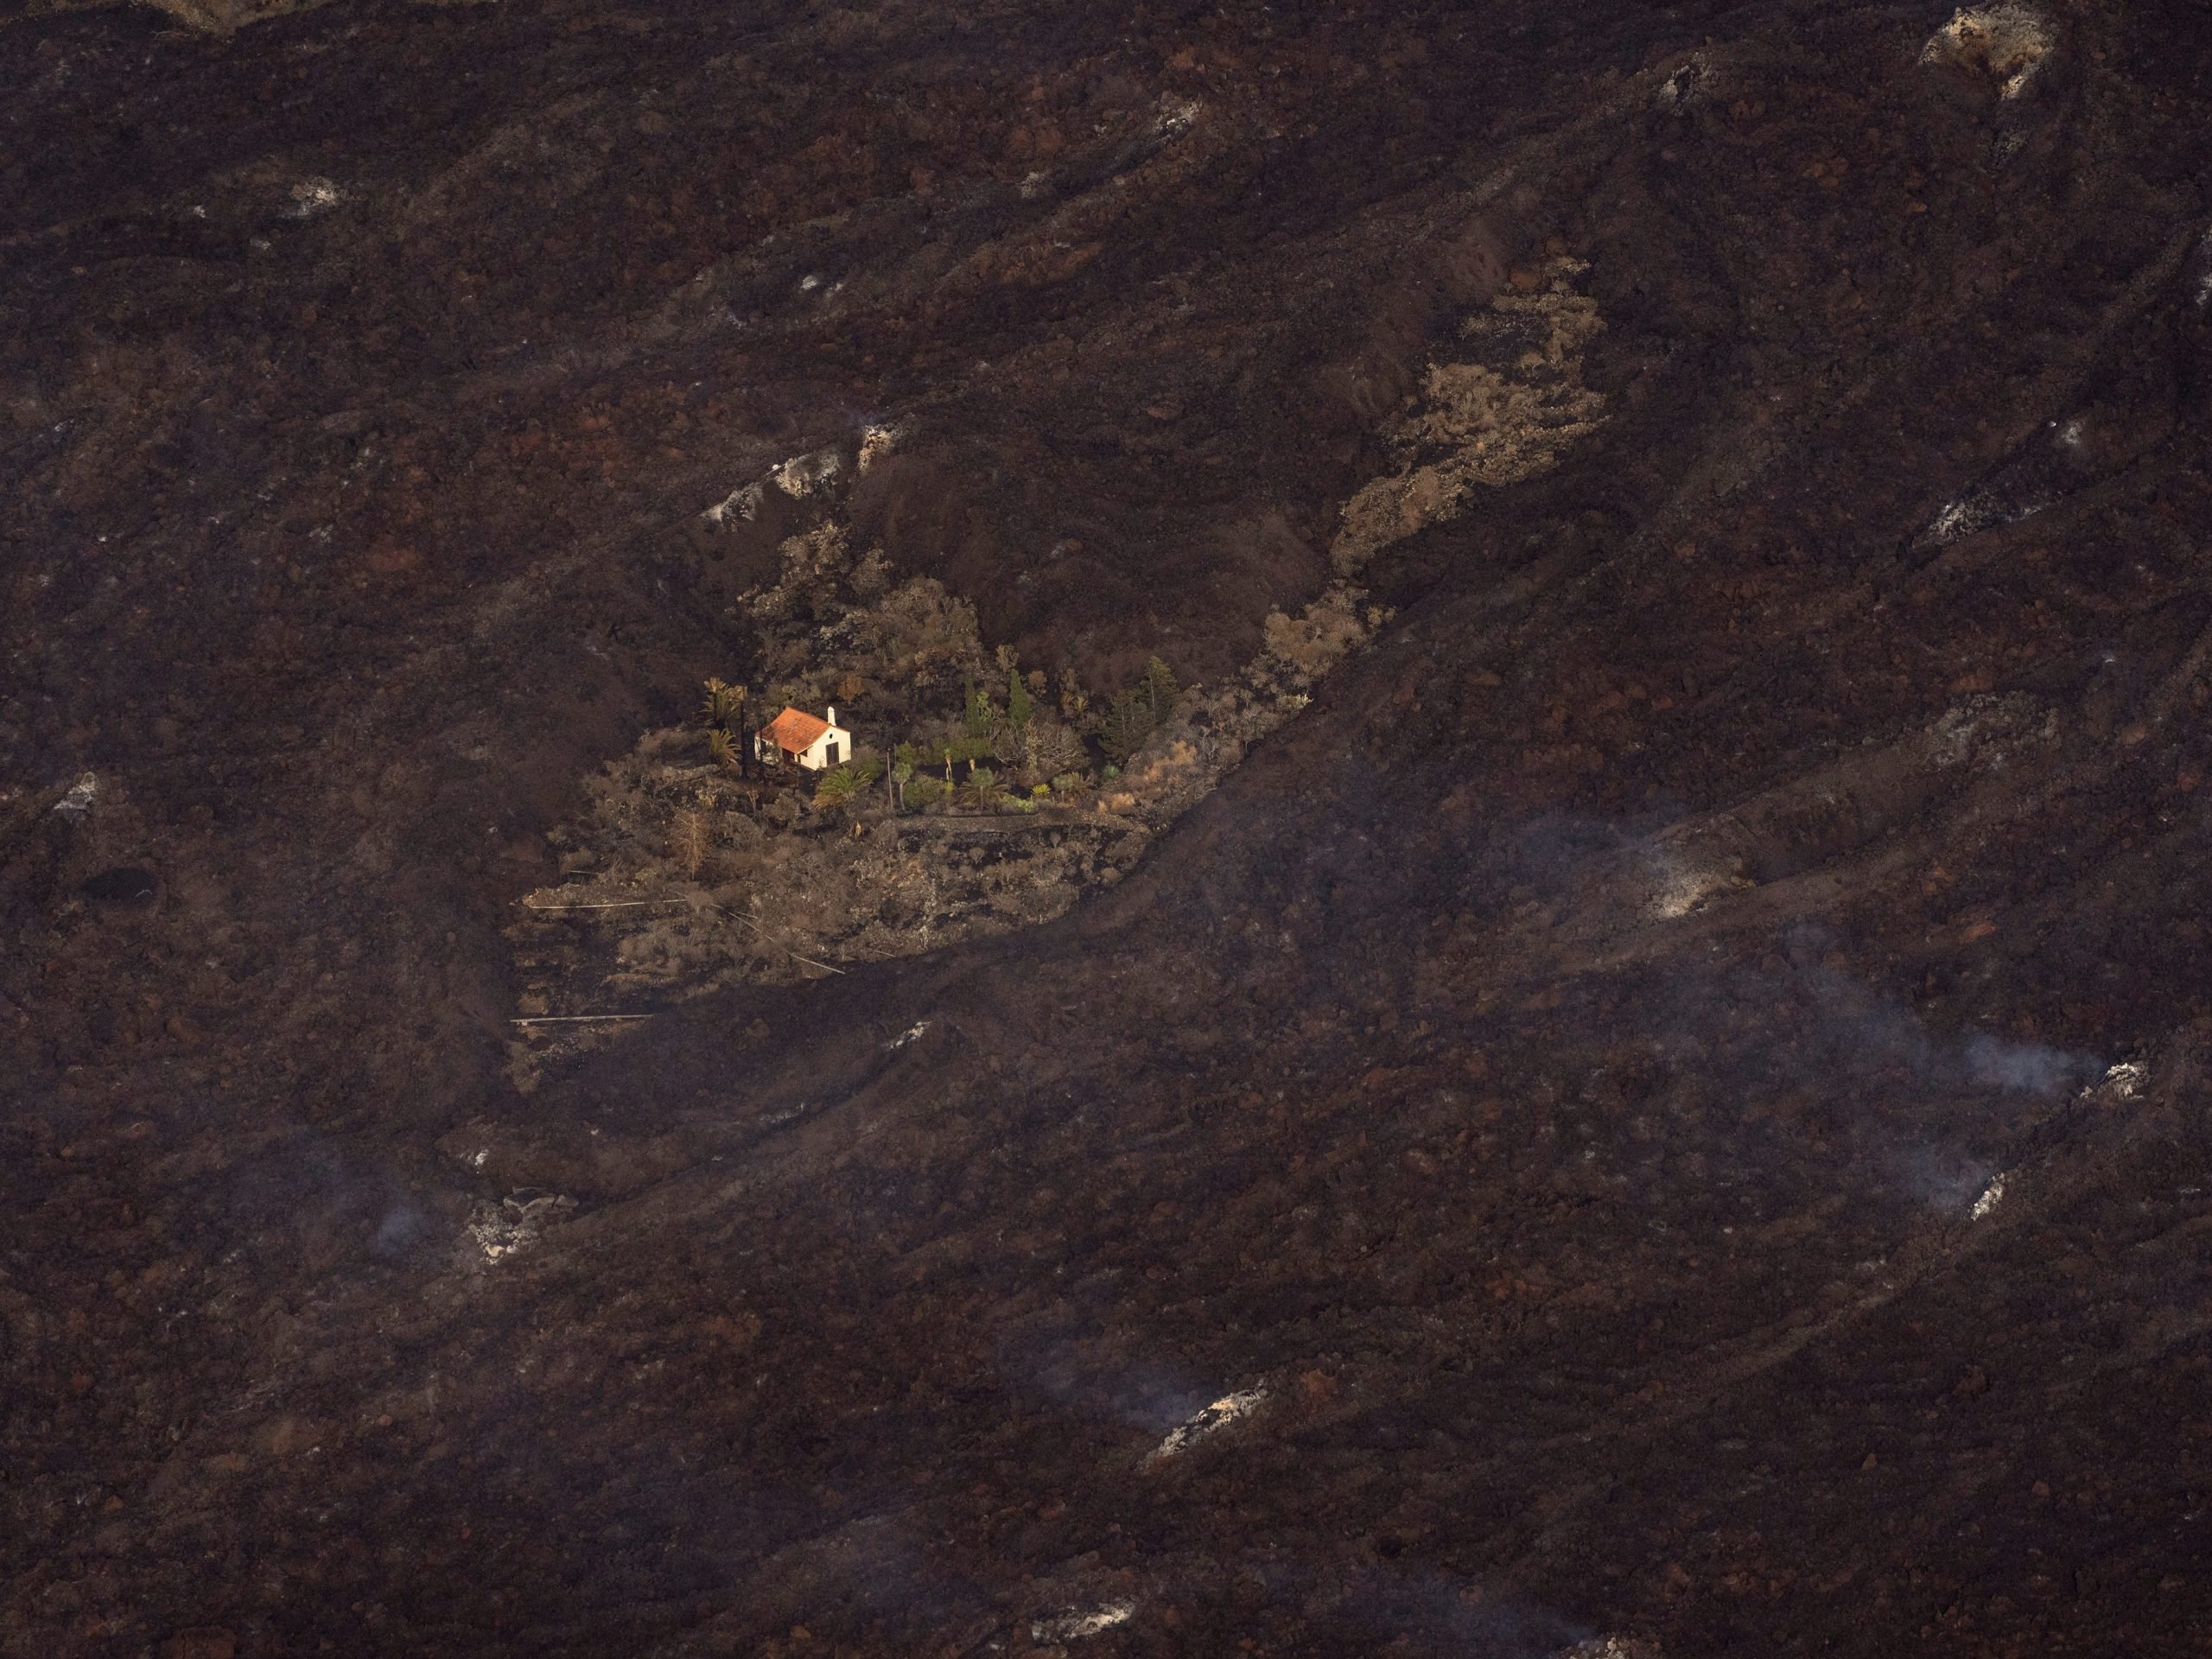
1920,5,2053,100
52,772,99,819
466,1192,575,1263
1141,1387,1268,1467
1031,1604,1135,1643
1332,257,1608,576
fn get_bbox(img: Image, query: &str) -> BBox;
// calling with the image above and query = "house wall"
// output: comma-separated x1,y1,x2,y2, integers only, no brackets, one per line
799,727,850,770
754,718,853,770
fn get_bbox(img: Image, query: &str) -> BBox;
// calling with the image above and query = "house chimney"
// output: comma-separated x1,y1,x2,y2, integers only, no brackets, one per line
826,705,836,727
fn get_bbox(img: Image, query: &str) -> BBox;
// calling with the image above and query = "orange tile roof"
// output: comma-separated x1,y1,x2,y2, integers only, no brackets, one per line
758,707,831,753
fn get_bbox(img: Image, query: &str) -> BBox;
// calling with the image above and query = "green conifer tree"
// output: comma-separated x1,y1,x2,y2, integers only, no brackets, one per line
1096,687,1152,766
1141,655,1179,721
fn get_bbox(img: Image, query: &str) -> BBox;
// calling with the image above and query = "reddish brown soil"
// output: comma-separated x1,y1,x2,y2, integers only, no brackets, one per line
5,0,2212,1654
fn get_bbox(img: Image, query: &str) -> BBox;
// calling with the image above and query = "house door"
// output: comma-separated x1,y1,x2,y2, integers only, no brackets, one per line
824,741,840,767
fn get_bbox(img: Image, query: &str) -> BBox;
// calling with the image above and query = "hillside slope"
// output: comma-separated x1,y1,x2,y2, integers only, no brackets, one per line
4,0,2212,1653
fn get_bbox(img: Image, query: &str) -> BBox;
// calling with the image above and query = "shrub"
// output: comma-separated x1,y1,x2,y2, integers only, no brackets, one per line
1057,668,1090,722
945,734,995,769
963,681,999,738
667,808,712,875
906,773,949,809
849,576,984,695
960,766,1007,809
1022,720,1083,779
814,766,864,810
1260,588,1375,681
740,524,987,700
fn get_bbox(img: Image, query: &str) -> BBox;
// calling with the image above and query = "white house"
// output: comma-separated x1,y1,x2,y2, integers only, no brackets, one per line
755,705,850,771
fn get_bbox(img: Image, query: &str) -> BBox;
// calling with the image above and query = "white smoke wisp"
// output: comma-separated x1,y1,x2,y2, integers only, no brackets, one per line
1961,1029,2100,1096
1802,961,2100,1098
373,1201,427,1256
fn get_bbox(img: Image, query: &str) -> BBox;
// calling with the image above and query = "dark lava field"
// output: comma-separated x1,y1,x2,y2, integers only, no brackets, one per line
8,0,2212,1652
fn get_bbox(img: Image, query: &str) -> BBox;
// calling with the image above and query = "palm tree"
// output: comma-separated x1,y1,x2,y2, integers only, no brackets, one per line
701,678,748,728
960,766,1007,810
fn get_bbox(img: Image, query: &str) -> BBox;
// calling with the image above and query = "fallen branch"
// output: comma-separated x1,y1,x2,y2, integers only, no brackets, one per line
520,897,685,912
510,1014,657,1026
707,902,846,976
